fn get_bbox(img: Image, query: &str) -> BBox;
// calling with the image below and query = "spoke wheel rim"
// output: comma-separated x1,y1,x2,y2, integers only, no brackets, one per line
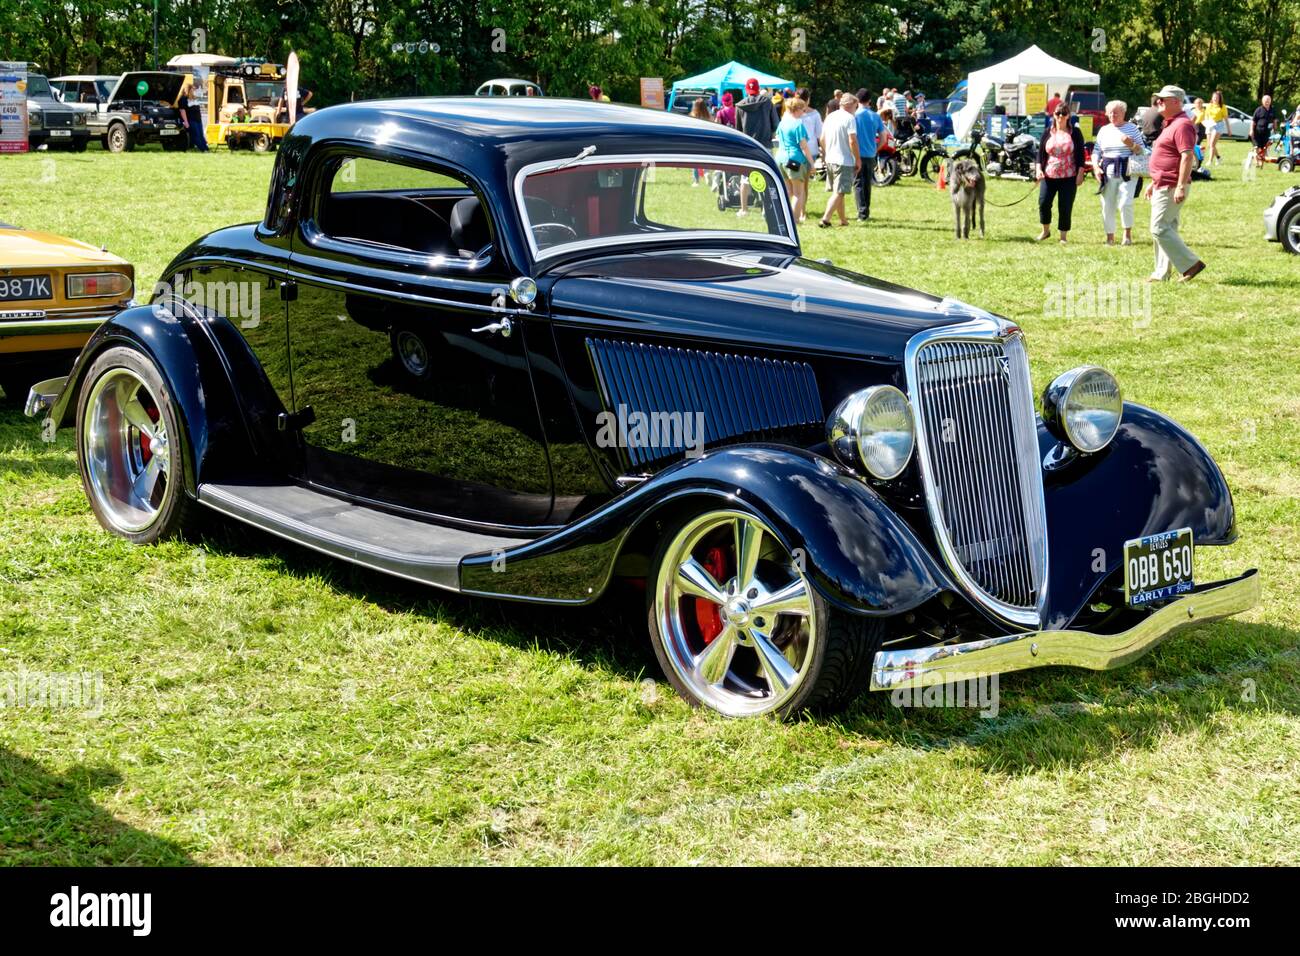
655,510,817,717
82,368,171,533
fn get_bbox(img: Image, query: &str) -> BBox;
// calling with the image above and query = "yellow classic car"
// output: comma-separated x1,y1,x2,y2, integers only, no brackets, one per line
0,221,134,404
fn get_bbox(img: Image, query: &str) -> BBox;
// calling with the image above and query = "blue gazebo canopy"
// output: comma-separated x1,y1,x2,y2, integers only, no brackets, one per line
668,60,795,109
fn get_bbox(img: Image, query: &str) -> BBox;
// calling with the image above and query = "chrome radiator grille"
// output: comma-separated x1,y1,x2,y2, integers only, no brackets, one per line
909,331,1048,622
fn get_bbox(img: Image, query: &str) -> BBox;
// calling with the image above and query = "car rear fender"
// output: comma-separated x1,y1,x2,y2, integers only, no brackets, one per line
46,298,290,493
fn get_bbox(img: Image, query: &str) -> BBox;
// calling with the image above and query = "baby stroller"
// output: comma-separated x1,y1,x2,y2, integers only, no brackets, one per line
708,169,745,211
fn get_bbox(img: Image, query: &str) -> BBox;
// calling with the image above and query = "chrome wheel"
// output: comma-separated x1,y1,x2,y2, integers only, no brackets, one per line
394,329,430,377
82,368,172,533
654,510,817,717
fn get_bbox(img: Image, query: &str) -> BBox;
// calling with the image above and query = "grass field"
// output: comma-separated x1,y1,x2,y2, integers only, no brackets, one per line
1,140,1298,865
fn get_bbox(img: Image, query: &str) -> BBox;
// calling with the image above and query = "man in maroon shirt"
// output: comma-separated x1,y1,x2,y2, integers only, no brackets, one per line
1144,85,1205,281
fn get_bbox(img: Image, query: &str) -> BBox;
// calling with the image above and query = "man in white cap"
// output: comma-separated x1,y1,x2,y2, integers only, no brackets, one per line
1144,85,1205,281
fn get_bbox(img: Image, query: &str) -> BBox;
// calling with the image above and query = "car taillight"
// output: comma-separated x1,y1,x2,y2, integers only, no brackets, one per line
67,272,132,299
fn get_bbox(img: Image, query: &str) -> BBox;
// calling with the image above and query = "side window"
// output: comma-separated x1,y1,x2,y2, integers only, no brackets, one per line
228,87,244,105
316,155,494,264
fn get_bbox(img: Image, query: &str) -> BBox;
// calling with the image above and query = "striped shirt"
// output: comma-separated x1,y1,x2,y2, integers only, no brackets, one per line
1095,120,1144,159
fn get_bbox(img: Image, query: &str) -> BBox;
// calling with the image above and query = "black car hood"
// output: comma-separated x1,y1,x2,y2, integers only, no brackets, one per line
108,71,184,106
547,249,985,360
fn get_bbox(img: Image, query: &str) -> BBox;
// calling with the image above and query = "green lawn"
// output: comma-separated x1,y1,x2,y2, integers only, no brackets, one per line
1,142,1298,865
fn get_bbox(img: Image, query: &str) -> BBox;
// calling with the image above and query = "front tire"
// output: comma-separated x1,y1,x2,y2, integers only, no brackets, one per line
105,123,129,153
648,508,883,718
873,156,900,186
1280,204,1300,254
75,346,204,544
920,152,945,182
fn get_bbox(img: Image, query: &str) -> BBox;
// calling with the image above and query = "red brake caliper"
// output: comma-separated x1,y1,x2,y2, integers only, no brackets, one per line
139,403,160,463
693,545,728,644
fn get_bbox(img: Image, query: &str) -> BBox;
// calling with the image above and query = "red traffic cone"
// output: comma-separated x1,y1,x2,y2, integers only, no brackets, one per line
936,161,947,190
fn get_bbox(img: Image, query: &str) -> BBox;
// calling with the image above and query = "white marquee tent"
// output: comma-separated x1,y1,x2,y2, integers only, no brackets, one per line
952,45,1100,140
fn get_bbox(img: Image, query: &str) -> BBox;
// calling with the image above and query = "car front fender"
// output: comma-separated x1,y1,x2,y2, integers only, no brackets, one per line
1040,401,1238,629
460,445,951,615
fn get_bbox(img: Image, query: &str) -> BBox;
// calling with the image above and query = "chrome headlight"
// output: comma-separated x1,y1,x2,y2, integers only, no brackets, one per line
29,110,43,129
74,112,87,126
1042,366,1122,453
828,385,916,480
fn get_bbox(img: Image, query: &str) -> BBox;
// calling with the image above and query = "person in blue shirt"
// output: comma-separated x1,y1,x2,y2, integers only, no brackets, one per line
776,97,815,222
853,88,883,220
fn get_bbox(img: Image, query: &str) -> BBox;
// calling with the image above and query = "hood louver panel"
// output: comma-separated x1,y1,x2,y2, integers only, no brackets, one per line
588,338,821,468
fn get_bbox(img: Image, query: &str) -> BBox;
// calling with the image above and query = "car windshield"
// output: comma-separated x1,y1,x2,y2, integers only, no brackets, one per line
1070,92,1104,109
27,75,53,99
246,81,284,105
519,158,791,258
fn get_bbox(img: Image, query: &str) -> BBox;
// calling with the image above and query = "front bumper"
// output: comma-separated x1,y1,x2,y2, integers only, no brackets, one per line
870,569,1261,691
24,375,67,418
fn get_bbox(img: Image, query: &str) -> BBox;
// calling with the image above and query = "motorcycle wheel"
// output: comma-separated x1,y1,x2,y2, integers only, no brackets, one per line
873,156,900,187
920,152,945,182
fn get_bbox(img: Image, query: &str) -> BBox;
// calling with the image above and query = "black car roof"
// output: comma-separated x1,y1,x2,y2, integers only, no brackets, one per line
291,97,772,167
276,97,786,274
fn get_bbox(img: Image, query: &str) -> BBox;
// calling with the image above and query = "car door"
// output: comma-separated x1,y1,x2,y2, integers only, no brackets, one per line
285,149,553,528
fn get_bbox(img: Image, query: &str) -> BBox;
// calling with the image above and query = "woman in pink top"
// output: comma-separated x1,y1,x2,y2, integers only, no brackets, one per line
715,92,736,129
1035,103,1087,243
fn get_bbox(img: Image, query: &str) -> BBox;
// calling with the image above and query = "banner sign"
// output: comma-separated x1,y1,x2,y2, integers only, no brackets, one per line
1077,114,1094,139
0,62,29,154
640,77,664,110
1024,83,1047,115
193,66,211,126
995,83,1020,114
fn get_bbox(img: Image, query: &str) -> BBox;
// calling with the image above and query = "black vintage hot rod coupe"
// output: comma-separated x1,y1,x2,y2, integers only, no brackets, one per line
27,99,1259,718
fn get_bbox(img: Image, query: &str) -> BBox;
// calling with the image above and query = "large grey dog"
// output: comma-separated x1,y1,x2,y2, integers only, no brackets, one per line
949,158,985,239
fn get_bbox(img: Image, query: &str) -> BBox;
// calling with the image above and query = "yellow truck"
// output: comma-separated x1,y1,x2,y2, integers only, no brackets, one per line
165,54,292,151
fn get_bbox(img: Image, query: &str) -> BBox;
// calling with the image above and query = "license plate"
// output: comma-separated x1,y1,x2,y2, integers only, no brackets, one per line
0,275,53,302
1124,528,1195,606
50,129,71,137
160,128,179,135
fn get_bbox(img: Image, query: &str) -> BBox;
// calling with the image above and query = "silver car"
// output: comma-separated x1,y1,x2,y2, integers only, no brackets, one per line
1264,185,1300,253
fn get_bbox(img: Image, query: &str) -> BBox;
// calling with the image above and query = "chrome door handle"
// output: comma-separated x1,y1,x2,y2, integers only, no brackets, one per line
471,317,512,338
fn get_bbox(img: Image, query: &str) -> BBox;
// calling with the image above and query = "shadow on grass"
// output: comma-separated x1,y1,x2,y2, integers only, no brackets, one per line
0,409,79,481
195,519,660,682
832,620,1300,775
0,748,194,865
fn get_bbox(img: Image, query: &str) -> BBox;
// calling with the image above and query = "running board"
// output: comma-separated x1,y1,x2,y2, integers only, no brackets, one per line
197,482,530,591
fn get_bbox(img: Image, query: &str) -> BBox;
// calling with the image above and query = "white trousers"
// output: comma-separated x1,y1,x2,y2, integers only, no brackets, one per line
1100,174,1137,233
1150,185,1199,280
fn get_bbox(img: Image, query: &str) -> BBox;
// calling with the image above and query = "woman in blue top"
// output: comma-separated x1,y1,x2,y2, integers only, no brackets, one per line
777,97,814,222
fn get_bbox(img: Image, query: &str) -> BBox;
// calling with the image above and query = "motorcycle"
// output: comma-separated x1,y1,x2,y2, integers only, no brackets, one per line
872,137,902,186
977,127,1039,180
896,130,950,182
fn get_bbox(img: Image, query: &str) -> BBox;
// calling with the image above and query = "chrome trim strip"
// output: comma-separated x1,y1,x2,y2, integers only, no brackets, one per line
512,153,799,263
870,569,1261,691
904,312,1049,627
170,256,535,318
0,316,109,336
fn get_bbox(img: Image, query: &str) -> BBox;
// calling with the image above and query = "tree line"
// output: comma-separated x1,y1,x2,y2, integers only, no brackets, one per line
4,0,1296,113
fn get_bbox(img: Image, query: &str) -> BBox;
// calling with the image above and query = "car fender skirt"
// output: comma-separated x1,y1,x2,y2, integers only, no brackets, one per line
460,445,950,614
